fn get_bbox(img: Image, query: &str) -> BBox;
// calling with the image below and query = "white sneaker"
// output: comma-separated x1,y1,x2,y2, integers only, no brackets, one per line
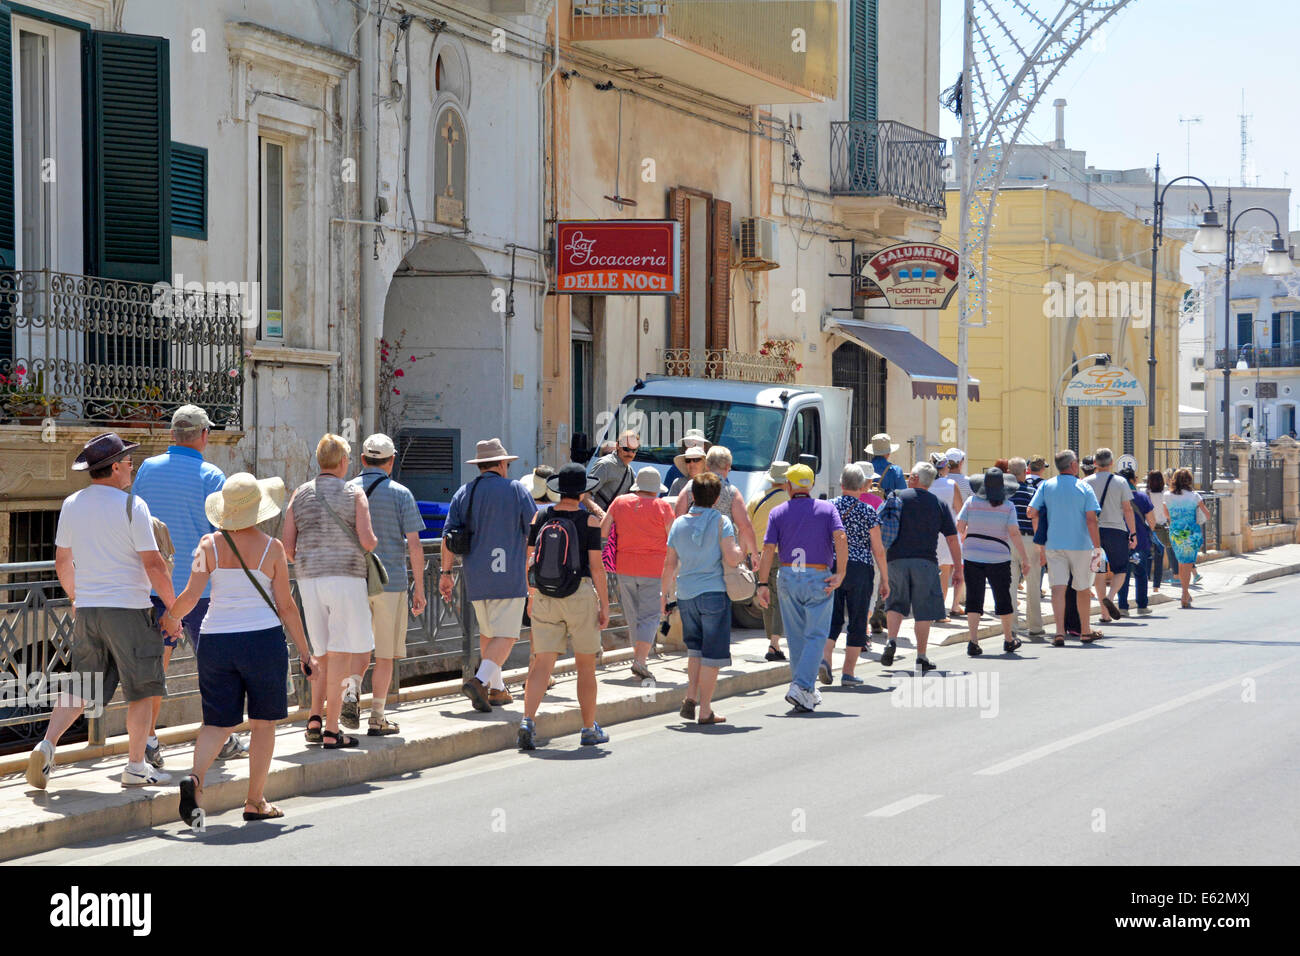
812,687,823,706
122,765,172,787
26,741,54,790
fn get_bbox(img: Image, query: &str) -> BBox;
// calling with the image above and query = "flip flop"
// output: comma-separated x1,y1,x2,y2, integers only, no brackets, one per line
698,713,727,725
1080,631,1103,643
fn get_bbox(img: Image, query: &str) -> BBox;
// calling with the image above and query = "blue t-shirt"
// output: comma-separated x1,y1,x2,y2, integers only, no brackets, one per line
445,473,538,601
132,446,226,598
667,507,734,601
348,469,425,592
872,456,906,494
1027,474,1099,552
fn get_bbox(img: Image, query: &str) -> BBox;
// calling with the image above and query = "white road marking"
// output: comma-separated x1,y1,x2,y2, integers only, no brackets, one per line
735,839,825,866
865,793,942,817
975,656,1298,776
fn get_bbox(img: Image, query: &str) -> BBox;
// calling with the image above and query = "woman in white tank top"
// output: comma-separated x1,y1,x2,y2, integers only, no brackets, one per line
163,473,316,829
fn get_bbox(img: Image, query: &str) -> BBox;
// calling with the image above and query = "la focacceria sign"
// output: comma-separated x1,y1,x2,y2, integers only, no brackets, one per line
860,242,960,310
1063,365,1147,407
555,220,680,295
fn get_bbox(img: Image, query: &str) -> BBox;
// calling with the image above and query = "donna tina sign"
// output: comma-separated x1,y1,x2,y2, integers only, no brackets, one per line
1063,364,1147,407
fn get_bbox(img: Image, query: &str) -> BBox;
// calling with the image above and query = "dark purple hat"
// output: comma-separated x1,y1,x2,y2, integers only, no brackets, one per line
72,432,140,472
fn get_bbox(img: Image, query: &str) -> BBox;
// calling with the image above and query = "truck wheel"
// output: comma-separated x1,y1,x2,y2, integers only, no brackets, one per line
732,599,764,630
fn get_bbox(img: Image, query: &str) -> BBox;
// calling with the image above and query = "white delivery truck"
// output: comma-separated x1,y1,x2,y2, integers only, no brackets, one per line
589,375,853,626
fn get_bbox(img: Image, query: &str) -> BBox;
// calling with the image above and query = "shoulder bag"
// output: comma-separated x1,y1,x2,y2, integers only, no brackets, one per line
319,488,390,597
716,513,756,601
443,476,482,556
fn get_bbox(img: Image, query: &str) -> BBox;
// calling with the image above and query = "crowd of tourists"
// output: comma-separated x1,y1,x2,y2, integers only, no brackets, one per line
24,412,1211,829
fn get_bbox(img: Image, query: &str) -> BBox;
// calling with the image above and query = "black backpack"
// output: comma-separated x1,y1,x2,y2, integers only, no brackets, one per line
530,509,584,598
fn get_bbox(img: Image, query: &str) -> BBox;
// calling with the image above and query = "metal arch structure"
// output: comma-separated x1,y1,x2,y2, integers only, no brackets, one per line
955,0,1141,453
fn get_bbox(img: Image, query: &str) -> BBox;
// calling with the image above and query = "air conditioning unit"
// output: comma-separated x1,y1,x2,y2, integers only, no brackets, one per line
1193,356,1205,370
738,217,780,271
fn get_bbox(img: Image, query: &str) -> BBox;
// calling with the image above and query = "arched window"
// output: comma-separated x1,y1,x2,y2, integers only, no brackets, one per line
432,106,467,228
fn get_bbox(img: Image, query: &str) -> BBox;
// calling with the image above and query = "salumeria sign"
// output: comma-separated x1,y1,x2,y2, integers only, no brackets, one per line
556,220,680,295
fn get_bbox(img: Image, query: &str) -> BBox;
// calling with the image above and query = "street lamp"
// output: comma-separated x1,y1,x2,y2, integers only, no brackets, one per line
1147,162,1222,471
1219,196,1295,476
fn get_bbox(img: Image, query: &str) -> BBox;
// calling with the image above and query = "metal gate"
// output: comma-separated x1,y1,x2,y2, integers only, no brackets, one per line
1248,456,1284,524
832,341,886,459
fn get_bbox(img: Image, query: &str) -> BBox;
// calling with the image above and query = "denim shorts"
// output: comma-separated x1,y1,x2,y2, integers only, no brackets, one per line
884,558,946,622
197,624,290,727
678,590,732,668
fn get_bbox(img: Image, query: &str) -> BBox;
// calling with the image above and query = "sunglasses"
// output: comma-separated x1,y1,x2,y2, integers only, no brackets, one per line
619,445,639,454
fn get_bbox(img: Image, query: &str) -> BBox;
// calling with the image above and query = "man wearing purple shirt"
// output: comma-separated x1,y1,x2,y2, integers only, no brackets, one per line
755,464,848,712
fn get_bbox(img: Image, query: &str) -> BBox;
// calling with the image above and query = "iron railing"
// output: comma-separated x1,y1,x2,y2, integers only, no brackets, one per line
1150,438,1236,485
0,269,244,428
1247,456,1285,525
1211,344,1300,370
1200,491,1226,553
659,347,797,383
829,120,947,214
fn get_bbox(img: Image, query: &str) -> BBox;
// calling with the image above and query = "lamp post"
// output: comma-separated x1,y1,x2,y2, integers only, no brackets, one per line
1054,352,1111,454
1146,160,1224,472
1219,196,1295,477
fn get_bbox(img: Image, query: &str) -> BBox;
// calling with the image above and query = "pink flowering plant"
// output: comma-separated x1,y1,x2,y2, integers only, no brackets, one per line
1,366,65,419
758,338,803,383
377,330,425,433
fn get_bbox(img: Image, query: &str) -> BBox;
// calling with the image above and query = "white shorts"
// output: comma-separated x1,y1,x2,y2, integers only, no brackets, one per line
937,534,959,566
471,597,526,640
1044,549,1096,589
299,575,375,656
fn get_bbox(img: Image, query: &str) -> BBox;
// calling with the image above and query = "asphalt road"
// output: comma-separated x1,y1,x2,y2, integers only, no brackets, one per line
16,580,1300,866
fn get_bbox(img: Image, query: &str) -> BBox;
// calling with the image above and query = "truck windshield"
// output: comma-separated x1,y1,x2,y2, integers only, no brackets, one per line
613,396,784,472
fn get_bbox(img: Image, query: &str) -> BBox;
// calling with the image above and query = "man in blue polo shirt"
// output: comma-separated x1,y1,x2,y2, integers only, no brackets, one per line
1027,449,1103,646
132,405,239,765
868,433,907,495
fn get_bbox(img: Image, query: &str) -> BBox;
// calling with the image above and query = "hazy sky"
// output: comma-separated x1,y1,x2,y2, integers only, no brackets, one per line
937,0,1300,221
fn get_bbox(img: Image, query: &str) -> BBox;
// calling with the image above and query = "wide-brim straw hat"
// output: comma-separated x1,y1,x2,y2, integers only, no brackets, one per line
526,471,560,503
767,460,790,484
205,473,286,530
673,445,707,473
466,437,518,465
869,433,899,455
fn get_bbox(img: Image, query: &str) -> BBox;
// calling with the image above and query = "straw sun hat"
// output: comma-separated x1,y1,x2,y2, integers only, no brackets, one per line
205,473,286,531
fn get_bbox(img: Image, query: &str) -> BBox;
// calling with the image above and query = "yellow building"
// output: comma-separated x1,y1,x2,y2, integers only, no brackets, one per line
939,186,1188,472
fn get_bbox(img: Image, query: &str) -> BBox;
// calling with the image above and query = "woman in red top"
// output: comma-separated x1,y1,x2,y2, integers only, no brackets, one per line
601,467,676,681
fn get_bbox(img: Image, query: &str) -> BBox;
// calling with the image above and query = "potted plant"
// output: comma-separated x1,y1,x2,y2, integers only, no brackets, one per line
1,368,66,425
758,338,803,384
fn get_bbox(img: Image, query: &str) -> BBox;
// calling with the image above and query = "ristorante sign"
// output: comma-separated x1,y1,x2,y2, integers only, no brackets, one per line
860,242,960,310
1062,364,1147,407
556,220,680,295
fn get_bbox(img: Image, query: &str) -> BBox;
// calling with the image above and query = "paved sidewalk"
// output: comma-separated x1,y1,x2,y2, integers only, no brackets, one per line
4,541,1297,860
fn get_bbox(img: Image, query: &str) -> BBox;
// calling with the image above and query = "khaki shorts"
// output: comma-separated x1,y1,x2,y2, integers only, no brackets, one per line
70,606,167,704
529,585,601,656
1045,548,1096,589
471,597,526,640
369,591,409,660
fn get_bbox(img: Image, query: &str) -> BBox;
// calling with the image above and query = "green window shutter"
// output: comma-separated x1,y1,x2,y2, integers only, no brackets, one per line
85,31,170,282
171,142,206,240
0,3,14,269
848,0,878,125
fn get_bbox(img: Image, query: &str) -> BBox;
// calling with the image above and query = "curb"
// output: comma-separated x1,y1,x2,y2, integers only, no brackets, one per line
1,653,792,862
1241,562,1300,586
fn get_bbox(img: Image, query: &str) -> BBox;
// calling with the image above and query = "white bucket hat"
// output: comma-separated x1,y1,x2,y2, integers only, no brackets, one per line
852,460,877,483
634,467,663,495
205,473,286,531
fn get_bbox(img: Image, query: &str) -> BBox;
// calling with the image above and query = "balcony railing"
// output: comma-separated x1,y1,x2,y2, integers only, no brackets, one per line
830,120,947,214
659,347,796,383
0,269,243,429
1212,345,1300,370
571,2,837,104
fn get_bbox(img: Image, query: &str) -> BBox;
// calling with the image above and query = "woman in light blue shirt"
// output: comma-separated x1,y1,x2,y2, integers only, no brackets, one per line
958,469,1032,656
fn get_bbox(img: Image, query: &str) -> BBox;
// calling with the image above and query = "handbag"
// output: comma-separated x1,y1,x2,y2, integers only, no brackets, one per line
221,531,312,681
443,476,482,556
319,489,389,597
717,514,756,602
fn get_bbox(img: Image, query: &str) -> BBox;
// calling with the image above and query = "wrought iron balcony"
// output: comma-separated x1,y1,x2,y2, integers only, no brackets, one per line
1212,345,1300,370
830,120,947,215
571,2,837,104
659,347,797,383
0,269,244,429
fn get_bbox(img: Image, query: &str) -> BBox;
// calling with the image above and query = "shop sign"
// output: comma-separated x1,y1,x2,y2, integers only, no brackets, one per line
556,220,680,295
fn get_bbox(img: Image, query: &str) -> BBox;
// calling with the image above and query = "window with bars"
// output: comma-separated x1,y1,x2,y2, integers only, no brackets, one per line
5,509,62,596
1123,407,1135,457
832,341,886,457
1068,406,1079,455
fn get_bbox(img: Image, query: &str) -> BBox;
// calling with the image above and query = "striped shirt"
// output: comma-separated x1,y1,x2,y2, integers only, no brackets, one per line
1010,473,1044,535
132,445,226,597
348,468,424,592
289,476,367,580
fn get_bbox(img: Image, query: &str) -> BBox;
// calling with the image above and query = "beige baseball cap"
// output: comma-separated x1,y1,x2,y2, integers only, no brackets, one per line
363,433,396,459
171,405,211,429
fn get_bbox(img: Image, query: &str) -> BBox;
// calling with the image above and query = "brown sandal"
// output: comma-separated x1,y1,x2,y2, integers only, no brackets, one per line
1080,630,1103,643
698,713,727,725
243,800,285,821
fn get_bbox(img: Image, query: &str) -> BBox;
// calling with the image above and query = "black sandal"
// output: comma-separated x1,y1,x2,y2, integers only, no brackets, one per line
322,730,359,749
765,645,786,662
243,800,285,821
179,774,205,831
305,714,324,744
1004,637,1023,653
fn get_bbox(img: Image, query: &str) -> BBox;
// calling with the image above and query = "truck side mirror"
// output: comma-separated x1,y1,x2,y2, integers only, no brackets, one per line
799,453,820,474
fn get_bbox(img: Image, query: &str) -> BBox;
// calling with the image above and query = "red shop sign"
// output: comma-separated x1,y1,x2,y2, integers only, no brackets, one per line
555,220,680,295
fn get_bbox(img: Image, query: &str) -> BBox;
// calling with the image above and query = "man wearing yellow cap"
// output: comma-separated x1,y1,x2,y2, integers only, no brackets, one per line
755,464,848,712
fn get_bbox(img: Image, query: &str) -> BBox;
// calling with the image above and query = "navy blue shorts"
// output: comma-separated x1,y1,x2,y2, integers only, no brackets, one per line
196,625,290,727
1099,527,1130,574
152,596,209,650
678,590,732,668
